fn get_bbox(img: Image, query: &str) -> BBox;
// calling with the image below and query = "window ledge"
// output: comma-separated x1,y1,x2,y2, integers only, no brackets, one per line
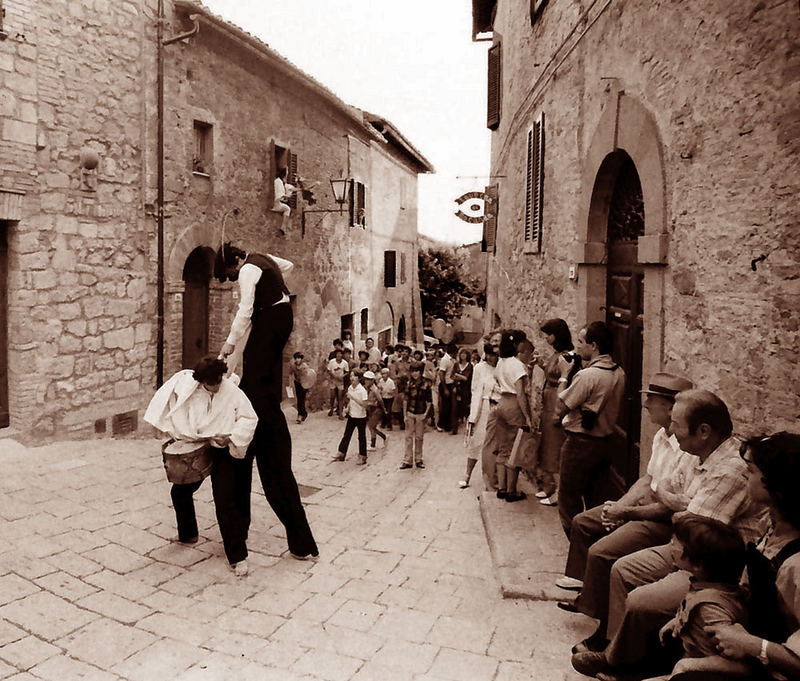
192,171,211,179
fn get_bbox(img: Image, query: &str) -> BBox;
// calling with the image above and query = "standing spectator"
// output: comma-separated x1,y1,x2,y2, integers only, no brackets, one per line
536,318,575,506
437,343,456,432
471,349,481,365
382,344,397,370
460,343,498,489
553,321,626,537
391,345,411,430
364,337,382,366
363,371,387,449
401,362,432,469
332,371,368,465
341,330,354,354
288,351,312,424
412,348,425,364
451,348,474,435
328,338,343,360
377,367,397,430
423,348,438,427
326,348,348,417
357,350,370,371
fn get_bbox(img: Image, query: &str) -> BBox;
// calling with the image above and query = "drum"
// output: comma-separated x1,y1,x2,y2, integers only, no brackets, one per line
299,367,317,390
161,439,214,485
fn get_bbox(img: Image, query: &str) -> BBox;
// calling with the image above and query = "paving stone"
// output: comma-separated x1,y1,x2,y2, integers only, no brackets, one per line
126,561,184,586
289,593,346,622
174,652,291,681
428,647,499,681
83,570,156,601
242,588,311,618
82,544,152,574
0,591,97,639
34,571,97,601
76,591,152,624
0,635,60,670
96,524,166,555
111,639,203,681
350,661,415,681
0,574,40,605
376,583,422,609
326,599,385,632
371,607,437,643
56,619,157,669
201,629,269,660
370,639,439,675
246,639,305,669
332,578,386,603
135,613,216,647
0,660,22,679
214,608,284,637
426,614,495,655
45,550,103,578
0,621,25,647
290,647,363,681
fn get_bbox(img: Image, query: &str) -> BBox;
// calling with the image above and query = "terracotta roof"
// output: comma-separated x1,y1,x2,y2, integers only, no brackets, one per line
172,0,432,173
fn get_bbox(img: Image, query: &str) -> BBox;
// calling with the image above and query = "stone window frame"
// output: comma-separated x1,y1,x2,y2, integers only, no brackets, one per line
192,119,213,176
530,0,548,25
523,112,545,254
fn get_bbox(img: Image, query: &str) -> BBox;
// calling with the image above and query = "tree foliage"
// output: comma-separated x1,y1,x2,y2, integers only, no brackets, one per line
418,247,486,322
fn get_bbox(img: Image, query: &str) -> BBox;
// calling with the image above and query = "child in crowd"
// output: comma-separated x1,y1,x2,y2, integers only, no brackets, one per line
333,371,369,465
328,338,343,360
363,370,387,449
377,367,396,430
341,330,354,354
288,351,311,424
357,350,370,371
400,362,432,469
326,348,348,417
658,515,750,677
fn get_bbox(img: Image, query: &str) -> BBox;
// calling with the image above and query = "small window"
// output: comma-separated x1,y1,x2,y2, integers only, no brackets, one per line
349,180,366,228
360,308,368,339
400,252,407,285
341,313,354,339
193,120,213,175
524,113,545,253
273,144,298,208
530,0,548,23
384,250,396,288
487,43,501,130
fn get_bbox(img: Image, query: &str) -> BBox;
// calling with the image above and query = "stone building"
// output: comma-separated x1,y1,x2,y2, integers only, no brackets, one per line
472,0,800,484
0,0,431,442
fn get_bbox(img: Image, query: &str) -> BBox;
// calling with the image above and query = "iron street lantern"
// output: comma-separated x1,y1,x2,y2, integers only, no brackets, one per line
329,177,349,213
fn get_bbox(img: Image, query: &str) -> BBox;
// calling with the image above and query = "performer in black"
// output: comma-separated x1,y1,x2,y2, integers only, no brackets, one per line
215,242,319,560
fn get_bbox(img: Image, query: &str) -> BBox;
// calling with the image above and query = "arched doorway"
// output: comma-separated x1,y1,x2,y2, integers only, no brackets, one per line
594,151,645,487
397,315,406,343
182,246,215,369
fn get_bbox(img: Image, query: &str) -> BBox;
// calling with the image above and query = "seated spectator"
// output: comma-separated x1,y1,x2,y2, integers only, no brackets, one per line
570,390,770,677
557,373,695,652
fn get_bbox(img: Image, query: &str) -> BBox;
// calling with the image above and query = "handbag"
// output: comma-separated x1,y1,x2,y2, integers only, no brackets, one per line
507,427,540,472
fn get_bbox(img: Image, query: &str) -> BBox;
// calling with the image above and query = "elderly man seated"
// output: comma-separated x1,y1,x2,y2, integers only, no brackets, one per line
571,389,770,678
556,373,696,655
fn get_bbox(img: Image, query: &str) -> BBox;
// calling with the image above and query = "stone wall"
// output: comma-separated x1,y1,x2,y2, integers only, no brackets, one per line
486,0,800,450
1,0,155,442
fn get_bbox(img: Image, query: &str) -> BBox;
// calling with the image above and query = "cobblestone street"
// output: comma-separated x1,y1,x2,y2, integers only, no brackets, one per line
0,407,593,680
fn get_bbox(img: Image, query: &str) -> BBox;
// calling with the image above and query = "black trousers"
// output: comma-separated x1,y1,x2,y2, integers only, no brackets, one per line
238,303,318,558
170,447,248,565
294,380,307,419
338,416,367,458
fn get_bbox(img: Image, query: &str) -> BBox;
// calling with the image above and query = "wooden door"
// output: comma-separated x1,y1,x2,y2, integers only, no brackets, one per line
182,247,213,369
0,223,7,428
605,156,645,488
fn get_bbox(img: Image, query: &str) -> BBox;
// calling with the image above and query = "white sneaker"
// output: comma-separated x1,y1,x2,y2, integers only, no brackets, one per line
535,490,548,498
540,493,558,506
458,480,469,489
555,575,583,590
232,560,249,577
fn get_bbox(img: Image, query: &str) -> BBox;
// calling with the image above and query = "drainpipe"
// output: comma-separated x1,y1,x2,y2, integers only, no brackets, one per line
156,0,165,387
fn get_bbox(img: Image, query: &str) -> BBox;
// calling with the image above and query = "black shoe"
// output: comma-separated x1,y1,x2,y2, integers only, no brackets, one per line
572,626,609,654
416,461,425,468
399,463,412,469
496,490,507,499
558,599,579,614
571,651,610,677
505,492,527,503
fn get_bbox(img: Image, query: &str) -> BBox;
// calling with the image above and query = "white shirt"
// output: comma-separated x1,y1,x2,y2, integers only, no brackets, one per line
346,383,368,419
377,376,396,399
143,370,258,458
646,427,698,494
438,353,455,384
273,177,294,203
225,255,294,347
468,360,497,422
327,358,348,380
495,356,527,394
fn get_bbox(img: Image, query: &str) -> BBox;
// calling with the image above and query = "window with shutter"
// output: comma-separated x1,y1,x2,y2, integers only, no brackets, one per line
482,184,499,253
349,180,367,228
193,121,213,175
524,114,545,253
384,250,396,288
400,252,406,284
487,43,501,130
287,152,298,209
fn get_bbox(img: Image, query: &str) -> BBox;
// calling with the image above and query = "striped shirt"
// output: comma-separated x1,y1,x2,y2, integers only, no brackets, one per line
685,437,768,544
